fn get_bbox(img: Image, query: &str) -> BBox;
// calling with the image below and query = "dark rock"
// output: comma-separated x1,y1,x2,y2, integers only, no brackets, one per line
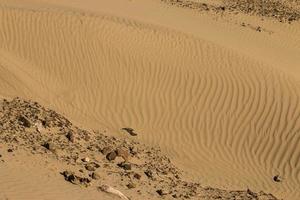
106,151,117,161
118,162,132,170
66,132,75,142
127,183,136,189
121,127,137,136
219,6,226,11
156,189,168,196
7,149,13,153
133,173,141,180
273,175,282,182
85,165,95,171
42,142,55,151
62,170,91,187
101,146,112,155
91,172,100,180
18,116,31,128
247,189,258,198
144,170,153,178
256,26,262,32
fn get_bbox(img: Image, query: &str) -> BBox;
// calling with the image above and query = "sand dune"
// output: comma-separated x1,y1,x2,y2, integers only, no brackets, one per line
0,0,300,199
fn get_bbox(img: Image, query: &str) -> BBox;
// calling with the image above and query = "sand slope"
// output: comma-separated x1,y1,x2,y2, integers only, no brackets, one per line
0,1,299,199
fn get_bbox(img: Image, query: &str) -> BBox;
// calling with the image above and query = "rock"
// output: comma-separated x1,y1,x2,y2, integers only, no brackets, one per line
98,184,129,200
7,149,13,153
246,189,258,198
91,172,100,180
116,148,129,162
101,146,113,155
118,162,132,170
106,151,117,161
85,165,95,171
42,142,55,151
133,173,141,180
129,146,138,155
35,122,44,133
126,183,136,189
18,116,31,128
121,127,137,136
66,132,75,142
273,175,282,182
256,26,262,32
62,170,91,187
82,157,90,162
144,170,153,178
156,189,168,196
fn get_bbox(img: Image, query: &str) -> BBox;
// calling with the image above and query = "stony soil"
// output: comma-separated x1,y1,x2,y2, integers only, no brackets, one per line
160,0,300,22
0,97,280,199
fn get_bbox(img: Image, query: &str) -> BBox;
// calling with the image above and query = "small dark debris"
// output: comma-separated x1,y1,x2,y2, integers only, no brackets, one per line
273,175,282,182
121,127,137,136
133,173,141,180
91,172,101,180
127,182,136,189
41,142,55,151
106,151,117,161
66,132,75,142
157,189,168,196
18,116,31,128
118,162,132,170
144,170,153,178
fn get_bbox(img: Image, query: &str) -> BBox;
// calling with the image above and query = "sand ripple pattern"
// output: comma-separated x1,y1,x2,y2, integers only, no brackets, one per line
0,5,299,199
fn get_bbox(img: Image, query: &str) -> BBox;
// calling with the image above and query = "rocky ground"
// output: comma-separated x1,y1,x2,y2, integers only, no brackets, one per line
160,0,300,23
0,97,280,199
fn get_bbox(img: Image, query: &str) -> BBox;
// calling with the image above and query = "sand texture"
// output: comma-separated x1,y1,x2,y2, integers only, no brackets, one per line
0,0,299,199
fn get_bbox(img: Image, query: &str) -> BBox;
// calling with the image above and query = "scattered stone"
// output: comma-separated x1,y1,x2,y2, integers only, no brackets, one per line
18,115,31,128
126,182,136,189
0,98,281,200
101,146,112,155
106,151,117,161
91,172,100,180
144,169,153,178
121,128,137,136
133,173,141,180
256,26,262,32
156,189,168,196
41,142,55,151
62,170,91,187
247,189,258,198
82,157,90,162
118,162,132,170
273,175,282,182
116,148,129,162
66,132,75,142
85,165,95,171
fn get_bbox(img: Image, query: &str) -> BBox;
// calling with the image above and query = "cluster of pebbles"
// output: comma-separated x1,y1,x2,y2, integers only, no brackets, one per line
0,98,279,199
223,0,300,22
161,0,300,22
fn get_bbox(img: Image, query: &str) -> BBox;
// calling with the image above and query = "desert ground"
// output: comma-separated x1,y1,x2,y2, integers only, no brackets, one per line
0,0,299,199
